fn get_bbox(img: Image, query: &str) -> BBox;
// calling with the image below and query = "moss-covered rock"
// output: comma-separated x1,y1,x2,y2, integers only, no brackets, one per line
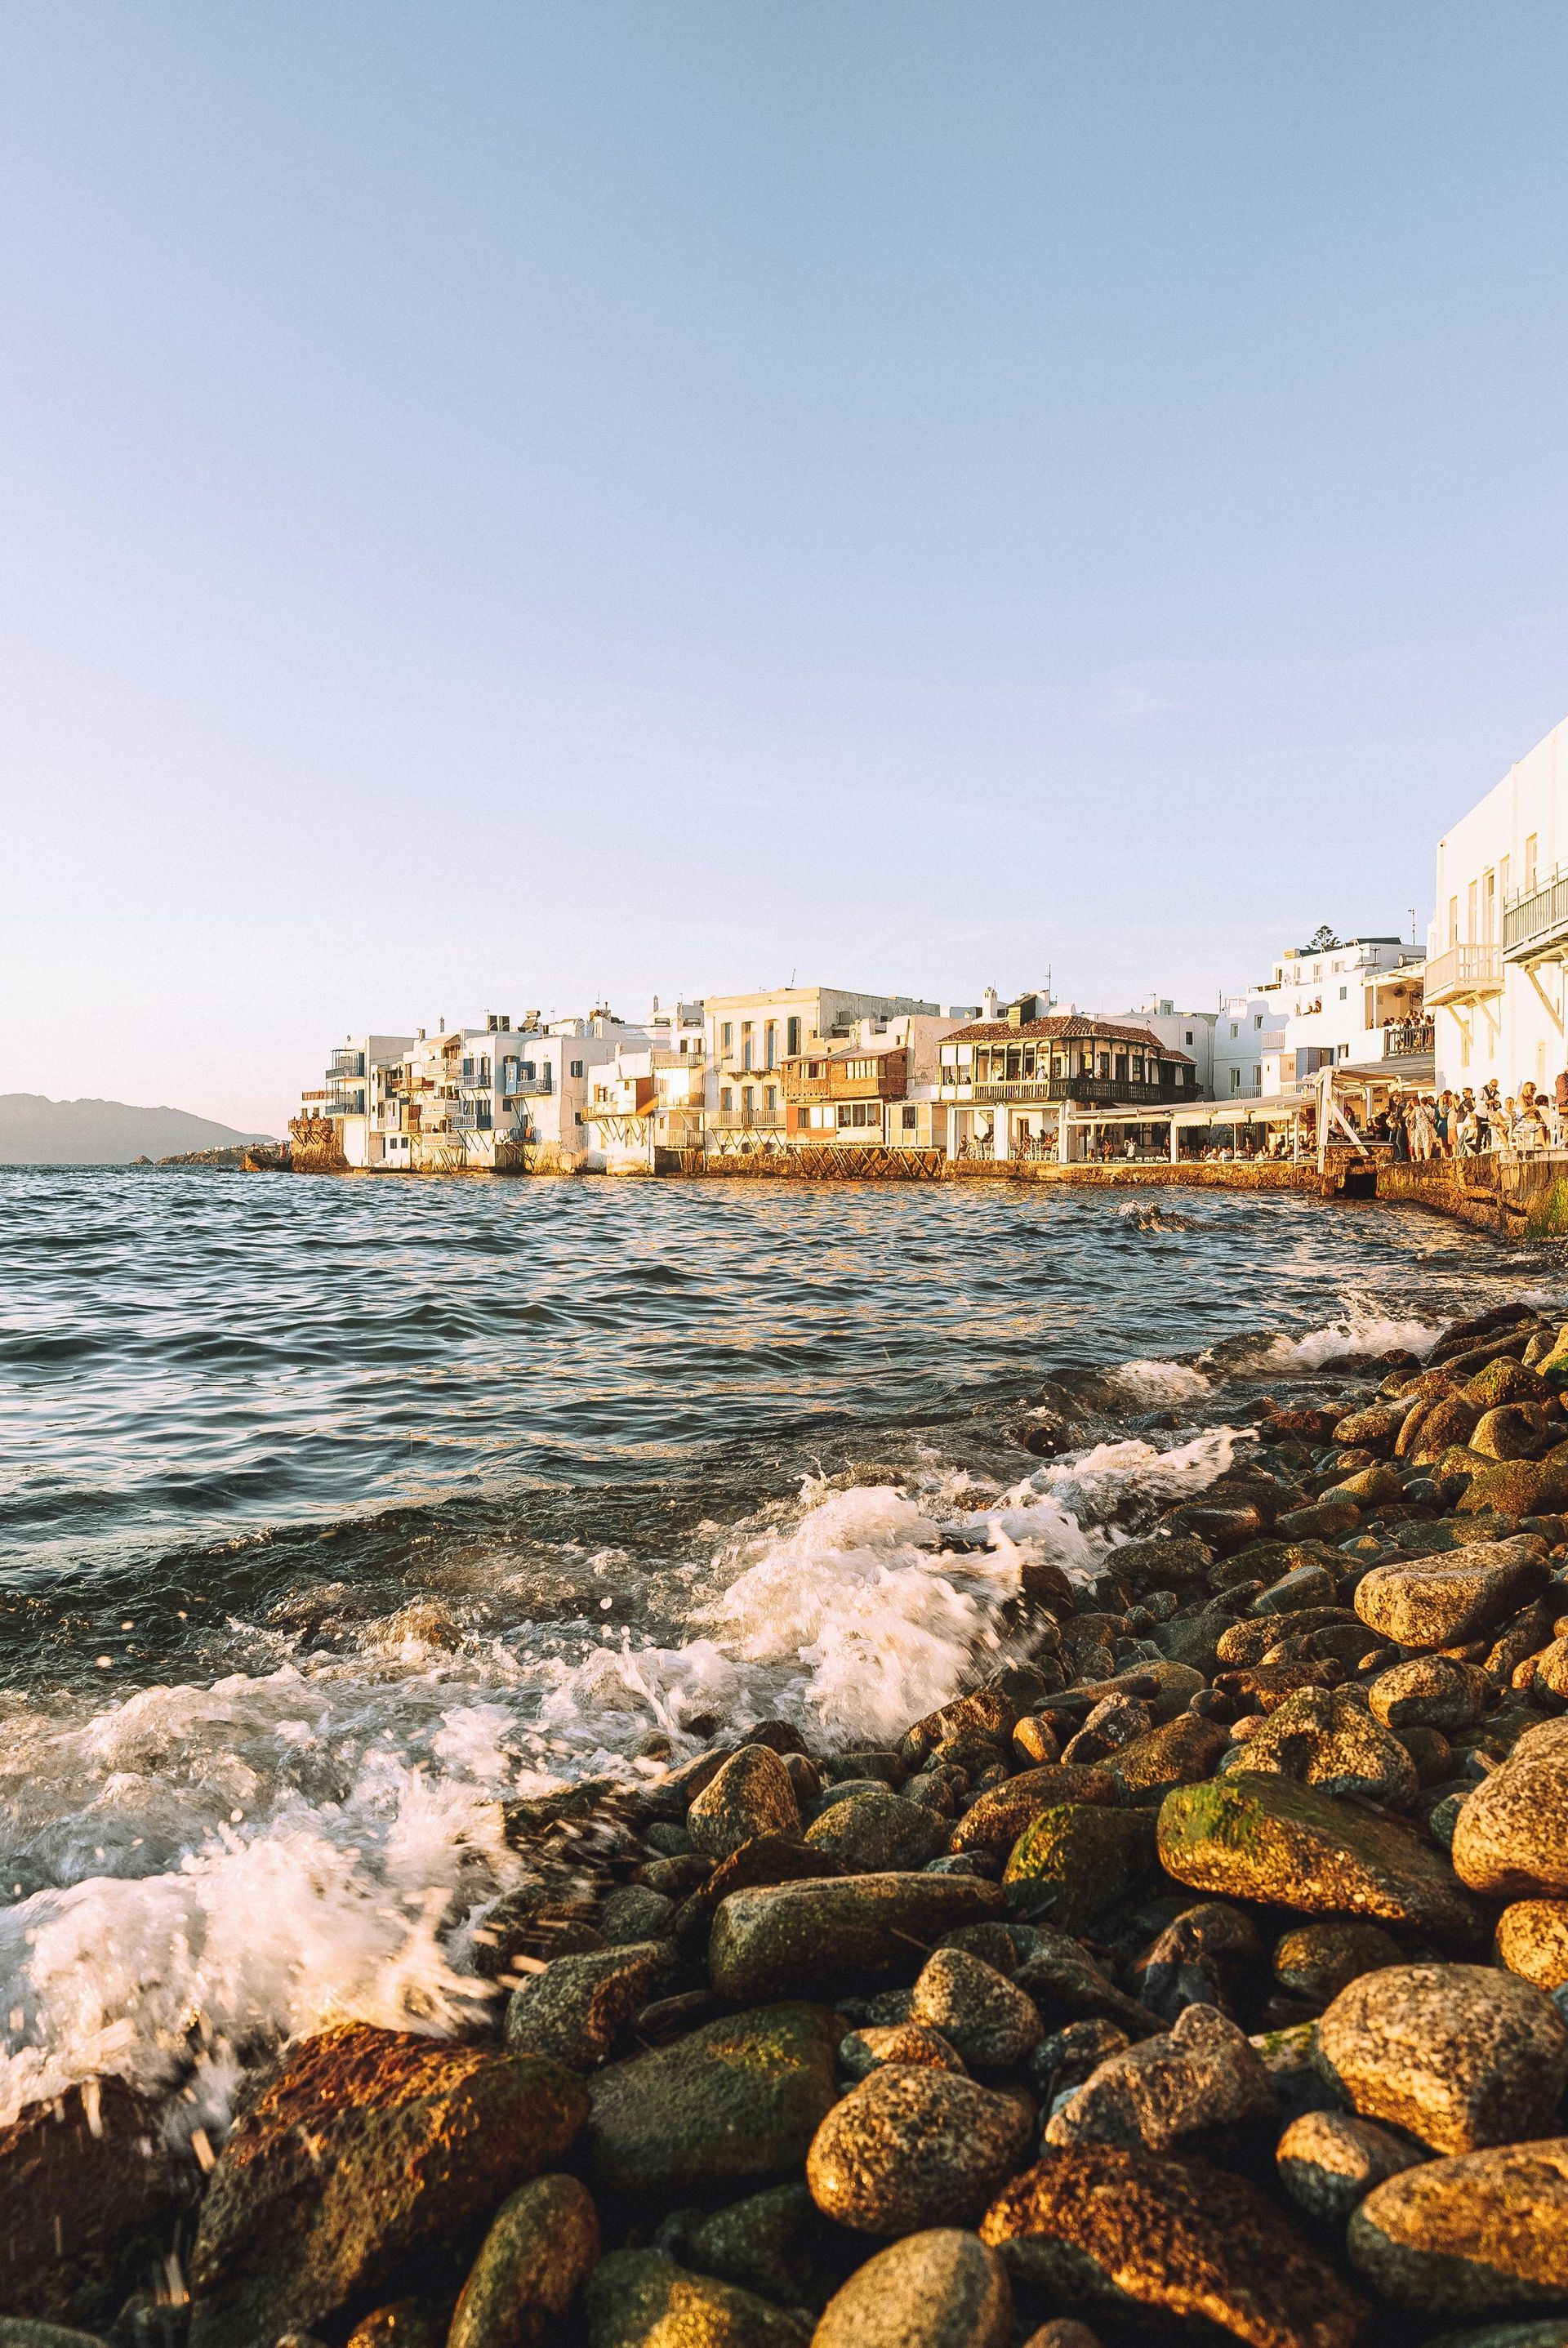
1157,1771,1486,1941
585,2003,840,2197
707,1873,1003,2003
1001,1803,1158,1933
1353,1537,1551,1648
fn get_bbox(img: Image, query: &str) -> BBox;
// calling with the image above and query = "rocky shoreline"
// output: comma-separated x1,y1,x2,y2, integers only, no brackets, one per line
16,1296,1568,2348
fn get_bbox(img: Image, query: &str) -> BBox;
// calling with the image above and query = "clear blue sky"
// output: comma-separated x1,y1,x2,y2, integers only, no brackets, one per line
3,2,1566,1130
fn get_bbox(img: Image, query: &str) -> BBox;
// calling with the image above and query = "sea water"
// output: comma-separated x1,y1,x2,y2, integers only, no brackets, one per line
0,1167,1551,2133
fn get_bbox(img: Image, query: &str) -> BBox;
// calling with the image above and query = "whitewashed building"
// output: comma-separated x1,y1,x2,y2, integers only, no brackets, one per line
702,987,938,1146
1428,712,1568,1101
1254,938,1428,1095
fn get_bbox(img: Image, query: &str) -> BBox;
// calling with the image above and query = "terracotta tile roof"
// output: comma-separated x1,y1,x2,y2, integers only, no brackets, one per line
944,1015,1193,1064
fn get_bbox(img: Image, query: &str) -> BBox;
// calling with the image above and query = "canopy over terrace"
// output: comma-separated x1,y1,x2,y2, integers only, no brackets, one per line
1056,1088,1314,1162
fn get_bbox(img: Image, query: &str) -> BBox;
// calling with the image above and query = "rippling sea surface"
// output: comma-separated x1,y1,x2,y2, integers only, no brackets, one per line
0,1166,1554,2129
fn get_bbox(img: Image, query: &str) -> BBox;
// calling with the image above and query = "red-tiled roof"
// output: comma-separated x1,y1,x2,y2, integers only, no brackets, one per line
944,1015,1193,1063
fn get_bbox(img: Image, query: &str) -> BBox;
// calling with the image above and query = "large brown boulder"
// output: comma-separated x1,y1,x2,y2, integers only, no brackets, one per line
1353,1538,1551,1650
187,2026,588,2348
1315,1964,1568,2154
0,2077,186,2330
1452,1718,1568,1899
979,2145,1367,2347
1348,2138,1568,2316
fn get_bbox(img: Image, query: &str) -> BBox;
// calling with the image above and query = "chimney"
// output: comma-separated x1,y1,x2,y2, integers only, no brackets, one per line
982,986,1000,1021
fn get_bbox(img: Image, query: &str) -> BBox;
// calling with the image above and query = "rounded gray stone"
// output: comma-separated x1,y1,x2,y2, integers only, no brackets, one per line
1276,2110,1423,2226
810,2229,1012,2348
907,1949,1041,2070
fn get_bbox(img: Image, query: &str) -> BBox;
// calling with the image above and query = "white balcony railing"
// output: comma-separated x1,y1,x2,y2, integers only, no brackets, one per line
1423,942,1503,1007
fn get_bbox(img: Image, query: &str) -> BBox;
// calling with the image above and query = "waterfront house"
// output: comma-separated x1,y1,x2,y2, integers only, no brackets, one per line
1427,711,1568,1103
581,1043,708,1171
782,1013,962,1148
702,987,940,1147
1254,937,1430,1096
937,995,1196,1160
295,1032,415,1168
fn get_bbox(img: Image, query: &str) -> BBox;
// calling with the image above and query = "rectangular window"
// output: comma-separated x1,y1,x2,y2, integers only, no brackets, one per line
1230,1068,1242,1094
1339,986,1347,1000
1526,834,1539,891
902,1106,917,1130
1185,1030,1194,1045
742,1087,753,1123
764,1085,776,1113
1484,869,1496,942
786,1016,800,1056
1500,854,1512,902
1254,1014,1263,1029
1252,1064,1261,1086
571,1060,584,1078
720,1087,733,1112
765,1024,777,1070
1449,894,1459,945
1467,880,1477,941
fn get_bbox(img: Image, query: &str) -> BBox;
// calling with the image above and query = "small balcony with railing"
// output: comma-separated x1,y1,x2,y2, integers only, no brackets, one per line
323,1089,366,1117
327,1049,366,1081
452,1105,492,1134
1503,871,1568,968
1423,942,1503,1006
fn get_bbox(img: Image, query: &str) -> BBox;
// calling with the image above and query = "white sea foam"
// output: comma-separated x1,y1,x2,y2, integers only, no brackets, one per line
1263,1311,1440,1368
1108,1357,1213,1407
0,1431,1247,2129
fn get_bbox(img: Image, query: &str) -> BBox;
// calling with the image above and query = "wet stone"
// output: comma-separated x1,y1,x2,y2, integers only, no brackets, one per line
681,2182,823,2313
506,1940,676,2070
979,2145,1367,2348
1000,1802,1157,1935
707,1873,1004,2003
1043,2001,1276,2155
596,1884,677,1945
1349,2138,1568,2317
0,2078,186,2333
947,1765,1116,1854
187,2026,589,2348
1127,1900,1263,2024
907,1948,1042,2070
1369,1654,1490,1732
1272,1918,1401,2007
1276,2110,1424,2226
586,2002,840,2197
582,2250,809,2347
448,2172,600,2348
809,2229,1013,2348
1315,1962,1568,2154
688,1747,802,1862
805,2065,1033,2237
802,1791,950,1873
1101,1713,1231,1807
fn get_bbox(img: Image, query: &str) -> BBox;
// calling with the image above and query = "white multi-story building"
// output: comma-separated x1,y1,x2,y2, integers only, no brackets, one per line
1427,711,1568,1101
702,987,939,1143
1254,937,1428,1094
299,1033,416,1167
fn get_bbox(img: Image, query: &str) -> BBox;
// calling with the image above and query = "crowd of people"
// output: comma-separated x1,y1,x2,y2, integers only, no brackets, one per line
1345,1074,1567,1158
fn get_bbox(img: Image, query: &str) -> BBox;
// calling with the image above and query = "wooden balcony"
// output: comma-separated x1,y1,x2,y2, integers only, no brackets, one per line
1424,942,1503,1005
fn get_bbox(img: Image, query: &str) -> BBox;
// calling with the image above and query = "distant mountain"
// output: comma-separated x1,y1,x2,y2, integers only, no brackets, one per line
0,1094,274,1166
